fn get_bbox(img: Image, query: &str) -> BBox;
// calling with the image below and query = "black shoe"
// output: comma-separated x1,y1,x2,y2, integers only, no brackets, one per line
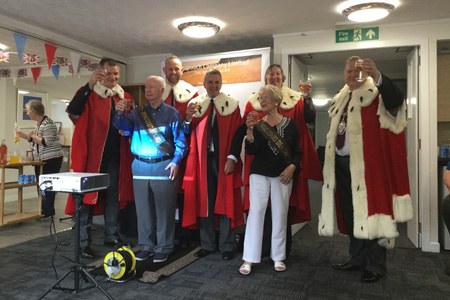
361,271,383,283
104,237,124,247
195,249,214,258
332,263,360,271
222,251,234,260
80,246,96,259
39,215,52,221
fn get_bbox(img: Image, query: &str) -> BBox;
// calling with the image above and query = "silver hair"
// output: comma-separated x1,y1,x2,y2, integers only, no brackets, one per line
25,100,45,116
258,84,283,105
204,68,221,80
146,75,166,90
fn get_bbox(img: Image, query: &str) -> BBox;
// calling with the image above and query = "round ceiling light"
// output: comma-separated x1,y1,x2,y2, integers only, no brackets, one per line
174,16,224,38
338,1,397,22
313,99,331,106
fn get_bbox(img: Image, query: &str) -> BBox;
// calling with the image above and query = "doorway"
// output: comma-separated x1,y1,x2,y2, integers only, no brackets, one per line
288,46,419,248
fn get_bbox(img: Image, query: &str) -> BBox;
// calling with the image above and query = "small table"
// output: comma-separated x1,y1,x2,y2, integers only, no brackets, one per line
0,161,45,226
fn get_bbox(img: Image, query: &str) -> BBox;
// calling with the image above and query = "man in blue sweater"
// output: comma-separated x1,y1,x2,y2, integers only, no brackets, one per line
113,75,187,263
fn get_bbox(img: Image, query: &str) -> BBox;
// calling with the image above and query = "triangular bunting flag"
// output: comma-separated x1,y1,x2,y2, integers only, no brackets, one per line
69,52,81,75
51,65,60,80
13,33,27,61
45,44,57,70
10,69,19,85
31,67,41,84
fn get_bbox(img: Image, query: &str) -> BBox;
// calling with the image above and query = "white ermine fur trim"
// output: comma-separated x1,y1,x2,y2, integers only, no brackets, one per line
377,96,408,134
248,86,303,111
189,92,239,118
162,80,198,103
393,194,413,222
248,91,262,111
94,82,125,99
378,238,395,249
320,77,404,241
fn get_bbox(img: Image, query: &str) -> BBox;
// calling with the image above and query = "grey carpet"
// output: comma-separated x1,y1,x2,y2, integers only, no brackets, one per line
1,218,450,300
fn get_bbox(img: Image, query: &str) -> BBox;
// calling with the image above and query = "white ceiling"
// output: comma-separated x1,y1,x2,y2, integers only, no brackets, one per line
0,0,450,103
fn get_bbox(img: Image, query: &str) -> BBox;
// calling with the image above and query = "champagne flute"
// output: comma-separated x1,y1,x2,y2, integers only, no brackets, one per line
355,59,365,82
299,80,308,91
124,99,135,111
193,104,201,117
96,63,106,84
247,111,259,127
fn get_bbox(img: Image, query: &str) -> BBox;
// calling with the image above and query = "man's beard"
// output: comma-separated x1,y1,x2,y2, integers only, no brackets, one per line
168,75,180,85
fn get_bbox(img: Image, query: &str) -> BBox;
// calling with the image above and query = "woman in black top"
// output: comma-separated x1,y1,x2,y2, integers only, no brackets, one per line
239,85,302,275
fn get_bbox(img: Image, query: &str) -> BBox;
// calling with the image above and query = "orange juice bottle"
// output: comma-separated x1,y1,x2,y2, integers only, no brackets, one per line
0,139,7,165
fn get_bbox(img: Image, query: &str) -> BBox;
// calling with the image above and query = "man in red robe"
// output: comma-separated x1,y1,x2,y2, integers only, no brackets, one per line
162,55,198,248
319,56,412,283
65,58,134,259
182,69,243,260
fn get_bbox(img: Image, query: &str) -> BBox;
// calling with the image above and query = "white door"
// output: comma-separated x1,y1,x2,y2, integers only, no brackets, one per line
406,47,420,247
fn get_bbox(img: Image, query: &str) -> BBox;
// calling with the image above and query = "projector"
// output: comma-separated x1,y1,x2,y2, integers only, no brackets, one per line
39,172,109,193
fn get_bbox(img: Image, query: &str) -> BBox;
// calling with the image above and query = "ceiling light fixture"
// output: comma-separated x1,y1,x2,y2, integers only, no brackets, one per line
313,99,330,106
174,16,224,38
338,1,397,22
18,90,30,95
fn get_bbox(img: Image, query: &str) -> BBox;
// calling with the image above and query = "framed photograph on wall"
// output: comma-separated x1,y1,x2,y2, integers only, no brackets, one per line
54,121,62,133
17,89,48,128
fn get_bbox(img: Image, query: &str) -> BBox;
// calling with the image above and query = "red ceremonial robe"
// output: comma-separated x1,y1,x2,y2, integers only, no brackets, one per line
162,80,198,193
65,82,134,216
182,92,244,229
162,80,198,122
243,86,323,224
319,78,412,247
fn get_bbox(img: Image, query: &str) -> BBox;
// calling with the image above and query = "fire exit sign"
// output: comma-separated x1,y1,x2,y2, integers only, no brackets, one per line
335,27,379,43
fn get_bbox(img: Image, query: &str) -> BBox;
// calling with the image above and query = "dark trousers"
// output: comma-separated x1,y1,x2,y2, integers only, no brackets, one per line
335,154,386,275
442,195,450,235
198,152,235,252
175,193,197,244
79,157,120,247
35,156,63,216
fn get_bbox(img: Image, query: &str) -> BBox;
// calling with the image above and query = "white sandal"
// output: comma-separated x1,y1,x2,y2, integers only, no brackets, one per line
274,261,286,272
239,263,252,275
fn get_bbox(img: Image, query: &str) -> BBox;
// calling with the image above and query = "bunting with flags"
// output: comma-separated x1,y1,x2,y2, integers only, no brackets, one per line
13,33,27,61
18,69,27,77
0,69,10,77
69,52,81,75
51,65,60,80
44,43,57,69
23,54,40,65
0,51,9,63
31,67,41,84
52,57,68,66
80,59,91,68
89,62,100,71
10,69,19,85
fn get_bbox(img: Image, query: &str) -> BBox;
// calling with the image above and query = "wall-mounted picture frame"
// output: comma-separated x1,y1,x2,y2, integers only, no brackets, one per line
54,121,62,133
17,89,48,128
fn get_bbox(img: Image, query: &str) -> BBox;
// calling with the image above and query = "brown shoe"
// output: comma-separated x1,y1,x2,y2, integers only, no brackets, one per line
80,246,96,259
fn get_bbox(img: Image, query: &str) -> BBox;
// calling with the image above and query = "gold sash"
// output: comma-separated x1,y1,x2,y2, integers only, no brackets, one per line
255,120,291,163
136,106,174,156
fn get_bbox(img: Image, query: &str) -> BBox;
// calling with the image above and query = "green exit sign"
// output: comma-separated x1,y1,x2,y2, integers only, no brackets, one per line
336,27,379,43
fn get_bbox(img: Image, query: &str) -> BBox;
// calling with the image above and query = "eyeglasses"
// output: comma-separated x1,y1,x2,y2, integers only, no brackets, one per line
258,96,272,102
